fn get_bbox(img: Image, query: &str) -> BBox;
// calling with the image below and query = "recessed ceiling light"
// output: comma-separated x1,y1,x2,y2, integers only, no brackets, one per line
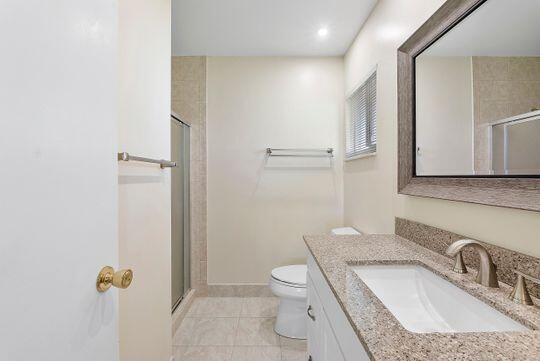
317,27,329,38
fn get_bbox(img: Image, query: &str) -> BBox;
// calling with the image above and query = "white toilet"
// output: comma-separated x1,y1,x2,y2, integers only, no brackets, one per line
269,227,360,339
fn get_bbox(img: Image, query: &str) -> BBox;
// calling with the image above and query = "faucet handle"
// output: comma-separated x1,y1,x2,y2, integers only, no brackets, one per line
509,270,540,306
452,251,468,274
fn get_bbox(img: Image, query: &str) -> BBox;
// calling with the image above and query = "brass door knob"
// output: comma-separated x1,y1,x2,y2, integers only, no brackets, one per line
96,266,133,292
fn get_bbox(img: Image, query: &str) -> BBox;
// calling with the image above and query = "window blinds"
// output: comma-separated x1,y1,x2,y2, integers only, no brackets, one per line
346,71,377,159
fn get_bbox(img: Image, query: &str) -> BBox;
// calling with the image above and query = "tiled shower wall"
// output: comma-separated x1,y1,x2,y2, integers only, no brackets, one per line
172,56,208,295
472,57,540,172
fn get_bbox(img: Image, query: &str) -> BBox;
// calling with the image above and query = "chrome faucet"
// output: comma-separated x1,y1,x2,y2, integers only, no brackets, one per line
446,239,499,288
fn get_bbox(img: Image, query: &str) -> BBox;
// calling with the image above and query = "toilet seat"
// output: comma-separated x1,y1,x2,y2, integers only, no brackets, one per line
271,277,306,289
271,265,307,287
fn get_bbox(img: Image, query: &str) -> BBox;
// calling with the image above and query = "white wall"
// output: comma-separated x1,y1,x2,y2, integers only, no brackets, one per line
118,0,172,360
344,0,540,257
415,56,473,175
207,57,344,284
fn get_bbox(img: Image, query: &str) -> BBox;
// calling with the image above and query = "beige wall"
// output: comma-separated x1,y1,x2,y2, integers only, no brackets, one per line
171,57,208,295
118,0,172,360
344,0,540,257
207,57,344,284
415,56,473,175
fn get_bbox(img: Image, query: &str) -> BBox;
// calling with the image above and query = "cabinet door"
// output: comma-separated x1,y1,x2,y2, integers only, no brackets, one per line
307,275,323,361
308,255,371,361
322,314,346,361
307,273,347,361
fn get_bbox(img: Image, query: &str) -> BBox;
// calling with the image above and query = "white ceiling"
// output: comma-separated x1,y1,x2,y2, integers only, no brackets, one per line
172,0,378,56
422,0,540,57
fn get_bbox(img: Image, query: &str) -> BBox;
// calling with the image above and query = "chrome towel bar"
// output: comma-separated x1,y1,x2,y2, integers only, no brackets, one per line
117,152,176,168
266,148,334,157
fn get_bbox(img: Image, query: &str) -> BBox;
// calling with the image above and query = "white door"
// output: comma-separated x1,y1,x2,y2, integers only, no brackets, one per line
1,1,120,360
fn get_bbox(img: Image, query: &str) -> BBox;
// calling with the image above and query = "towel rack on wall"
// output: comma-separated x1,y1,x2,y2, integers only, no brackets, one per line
117,152,177,168
266,148,334,157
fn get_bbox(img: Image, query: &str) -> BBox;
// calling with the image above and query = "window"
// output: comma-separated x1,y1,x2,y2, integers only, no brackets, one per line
345,70,377,159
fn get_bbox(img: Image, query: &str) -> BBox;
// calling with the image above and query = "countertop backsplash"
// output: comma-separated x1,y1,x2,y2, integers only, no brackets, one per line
395,217,540,299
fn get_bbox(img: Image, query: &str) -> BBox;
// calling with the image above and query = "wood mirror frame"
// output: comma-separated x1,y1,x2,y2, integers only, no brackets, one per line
397,0,540,212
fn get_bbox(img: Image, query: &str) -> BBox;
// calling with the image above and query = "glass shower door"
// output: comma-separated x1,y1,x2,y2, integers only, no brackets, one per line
171,115,190,311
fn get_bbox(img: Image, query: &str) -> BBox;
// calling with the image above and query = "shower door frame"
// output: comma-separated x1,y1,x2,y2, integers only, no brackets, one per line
488,112,540,175
171,113,191,312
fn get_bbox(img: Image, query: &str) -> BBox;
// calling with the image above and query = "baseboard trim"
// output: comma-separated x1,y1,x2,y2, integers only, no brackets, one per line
206,283,268,286
171,289,196,333
206,284,273,297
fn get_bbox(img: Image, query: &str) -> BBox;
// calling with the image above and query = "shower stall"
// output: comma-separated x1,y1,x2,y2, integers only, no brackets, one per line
489,111,540,175
171,113,190,311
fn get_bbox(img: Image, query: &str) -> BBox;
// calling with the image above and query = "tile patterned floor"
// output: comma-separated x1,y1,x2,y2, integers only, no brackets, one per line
173,297,307,361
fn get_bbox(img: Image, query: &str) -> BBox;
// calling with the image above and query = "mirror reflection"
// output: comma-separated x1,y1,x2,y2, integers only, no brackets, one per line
415,0,540,176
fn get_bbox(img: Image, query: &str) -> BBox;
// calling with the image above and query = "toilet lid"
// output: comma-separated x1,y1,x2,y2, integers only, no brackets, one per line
271,265,307,286
331,227,360,235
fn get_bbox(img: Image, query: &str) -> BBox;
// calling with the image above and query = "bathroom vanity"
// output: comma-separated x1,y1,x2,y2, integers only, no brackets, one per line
304,234,540,360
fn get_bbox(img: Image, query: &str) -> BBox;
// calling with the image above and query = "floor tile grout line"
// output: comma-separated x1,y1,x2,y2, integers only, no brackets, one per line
233,315,241,347
174,316,243,347
177,297,291,354
185,316,277,318
240,296,247,317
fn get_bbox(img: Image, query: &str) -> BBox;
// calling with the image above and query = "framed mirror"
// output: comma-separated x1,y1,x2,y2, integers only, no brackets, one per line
398,0,540,211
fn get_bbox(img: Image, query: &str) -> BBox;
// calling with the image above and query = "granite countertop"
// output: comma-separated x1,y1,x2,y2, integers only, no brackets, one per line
304,234,540,360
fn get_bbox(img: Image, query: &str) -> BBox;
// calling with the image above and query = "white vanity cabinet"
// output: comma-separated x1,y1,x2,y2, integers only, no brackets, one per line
307,275,346,361
306,254,370,361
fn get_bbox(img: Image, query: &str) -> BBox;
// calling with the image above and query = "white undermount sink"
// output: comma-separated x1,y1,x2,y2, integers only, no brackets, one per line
351,264,528,333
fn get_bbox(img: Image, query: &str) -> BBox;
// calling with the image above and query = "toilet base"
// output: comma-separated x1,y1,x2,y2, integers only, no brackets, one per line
274,297,307,339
